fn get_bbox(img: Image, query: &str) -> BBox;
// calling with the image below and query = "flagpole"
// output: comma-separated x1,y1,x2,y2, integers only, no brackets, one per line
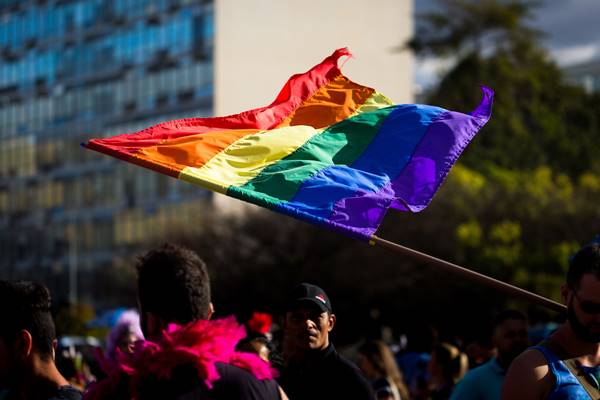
369,235,567,313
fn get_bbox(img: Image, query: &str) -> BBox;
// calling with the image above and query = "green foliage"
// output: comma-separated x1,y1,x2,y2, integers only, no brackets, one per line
437,164,600,298
54,302,96,337
397,0,600,305
410,0,542,57
456,220,482,247
428,52,600,176
412,0,600,177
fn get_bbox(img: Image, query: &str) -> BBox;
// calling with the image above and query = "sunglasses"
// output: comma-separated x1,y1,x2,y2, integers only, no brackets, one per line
572,290,600,315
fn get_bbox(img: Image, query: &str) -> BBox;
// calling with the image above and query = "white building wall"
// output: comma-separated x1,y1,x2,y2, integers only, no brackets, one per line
214,0,413,114
212,0,414,213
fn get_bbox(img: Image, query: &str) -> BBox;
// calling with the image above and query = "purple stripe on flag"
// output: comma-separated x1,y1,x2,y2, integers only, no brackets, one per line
327,86,494,238
391,87,493,212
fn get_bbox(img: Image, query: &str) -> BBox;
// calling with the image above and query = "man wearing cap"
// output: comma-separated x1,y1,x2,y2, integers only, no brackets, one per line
277,283,375,400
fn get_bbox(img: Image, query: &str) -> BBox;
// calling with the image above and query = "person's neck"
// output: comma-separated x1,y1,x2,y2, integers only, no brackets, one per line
552,323,600,366
430,374,450,390
495,355,511,371
15,359,69,400
285,343,330,365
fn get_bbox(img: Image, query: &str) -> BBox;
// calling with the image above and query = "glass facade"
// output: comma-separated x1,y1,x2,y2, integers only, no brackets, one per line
0,0,214,300
564,60,600,94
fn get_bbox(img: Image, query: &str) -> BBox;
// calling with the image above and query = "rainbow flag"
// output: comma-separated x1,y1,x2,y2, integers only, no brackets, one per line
84,49,493,241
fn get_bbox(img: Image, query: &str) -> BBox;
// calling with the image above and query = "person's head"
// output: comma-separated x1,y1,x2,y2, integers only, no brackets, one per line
428,343,468,385
136,243,213,339
562,243,600,343
492,309,529,367
0,280,56,385
236,336,270,362
464,337,494,368
358,340,410,400
404,323,438,353
106,309,144,362
283,283,335,353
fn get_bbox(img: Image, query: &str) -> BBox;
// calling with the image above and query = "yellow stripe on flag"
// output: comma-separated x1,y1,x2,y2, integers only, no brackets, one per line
179,125,321,192
178,91,393,193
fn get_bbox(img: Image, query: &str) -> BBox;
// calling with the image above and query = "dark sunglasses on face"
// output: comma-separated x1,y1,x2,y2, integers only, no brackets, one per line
572,290,600,315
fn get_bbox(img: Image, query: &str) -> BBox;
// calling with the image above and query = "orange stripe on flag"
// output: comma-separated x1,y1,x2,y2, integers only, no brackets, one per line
135,129,260,171
278,75,374,129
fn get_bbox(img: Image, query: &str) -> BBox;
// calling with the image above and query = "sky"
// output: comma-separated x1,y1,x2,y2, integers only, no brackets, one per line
413,0,600,88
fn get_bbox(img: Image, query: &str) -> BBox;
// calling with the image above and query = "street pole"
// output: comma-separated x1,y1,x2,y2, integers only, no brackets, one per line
370,235,566,313
68,225,77,305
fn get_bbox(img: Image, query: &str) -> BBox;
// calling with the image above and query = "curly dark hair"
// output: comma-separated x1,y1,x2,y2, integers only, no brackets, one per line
136,243,211,324
568,244,600,290
0,280,55,360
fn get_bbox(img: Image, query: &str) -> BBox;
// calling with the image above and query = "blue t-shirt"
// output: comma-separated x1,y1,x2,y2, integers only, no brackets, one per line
449,357,505,400
396,351,430,393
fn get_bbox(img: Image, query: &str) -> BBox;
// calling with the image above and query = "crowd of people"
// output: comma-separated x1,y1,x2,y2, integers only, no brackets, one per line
1,241,599,399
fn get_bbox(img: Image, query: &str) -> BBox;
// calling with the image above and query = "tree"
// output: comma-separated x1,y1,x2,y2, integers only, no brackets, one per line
410,0,600,176
410,0,542,58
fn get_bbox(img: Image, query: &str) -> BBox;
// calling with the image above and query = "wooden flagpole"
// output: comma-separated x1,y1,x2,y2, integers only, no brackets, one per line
369,235,567,313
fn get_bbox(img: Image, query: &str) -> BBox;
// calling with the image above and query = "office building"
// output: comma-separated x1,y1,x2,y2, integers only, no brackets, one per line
0,0,413,304
563,59,600,93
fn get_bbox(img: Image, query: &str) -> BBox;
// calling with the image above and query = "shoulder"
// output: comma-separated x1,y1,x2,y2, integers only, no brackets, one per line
449,362,495,400
454,364,487,385
507,348,551,378
214,363,281,400
501,348,553,400
49,386,83,400
328,351,365,377
217,362,259,381
326,352,374,396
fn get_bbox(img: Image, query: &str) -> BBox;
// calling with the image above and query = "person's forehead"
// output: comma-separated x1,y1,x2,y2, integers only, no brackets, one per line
287,303,325,315
577,273,600,301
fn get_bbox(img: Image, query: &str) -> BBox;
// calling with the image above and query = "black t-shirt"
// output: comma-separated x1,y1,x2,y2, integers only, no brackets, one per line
4,385,82,400
48,386,83,400
97,362,281,400
184,362,281,400
278,344,375,400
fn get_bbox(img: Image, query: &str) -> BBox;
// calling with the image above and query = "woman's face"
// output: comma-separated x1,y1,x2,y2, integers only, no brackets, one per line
117,331,139,354
250,339,270,362
427,352,441,376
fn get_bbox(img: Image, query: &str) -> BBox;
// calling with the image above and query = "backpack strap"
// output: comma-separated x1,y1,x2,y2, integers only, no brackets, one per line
563,359,600,399
542,339,600,399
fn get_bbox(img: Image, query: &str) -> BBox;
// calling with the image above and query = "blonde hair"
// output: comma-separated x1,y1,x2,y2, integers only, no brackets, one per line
359,340,410,400
432,343,468,384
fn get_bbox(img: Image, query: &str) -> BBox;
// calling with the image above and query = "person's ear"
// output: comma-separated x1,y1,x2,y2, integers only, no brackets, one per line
328,313,336,332
52,338,58,360
207,302,215,320
14,329,33,359
144,312,166,339
560,283,571,304
491,328,500,348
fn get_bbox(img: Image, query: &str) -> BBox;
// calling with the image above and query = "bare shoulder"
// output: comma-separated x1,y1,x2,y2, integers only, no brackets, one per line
501,348,553,400
509,348,550,374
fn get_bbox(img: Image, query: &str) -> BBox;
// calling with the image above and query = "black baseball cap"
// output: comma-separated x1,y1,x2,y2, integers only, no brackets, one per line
287,283,332,314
